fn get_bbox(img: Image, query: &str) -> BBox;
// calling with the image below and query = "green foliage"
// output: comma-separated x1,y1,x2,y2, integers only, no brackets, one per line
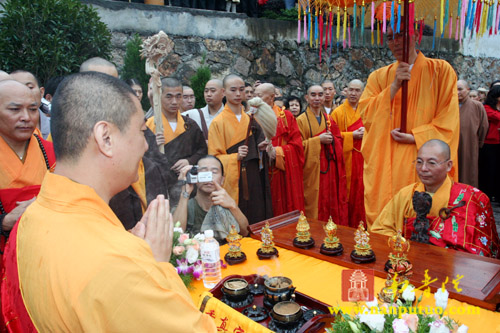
189,54,211,109
260,8,298,21
121,34,150,111
0,0,111,86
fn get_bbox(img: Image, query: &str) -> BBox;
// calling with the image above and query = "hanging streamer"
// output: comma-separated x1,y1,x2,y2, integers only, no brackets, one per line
348,20,352,48
391,1,395,33
343,7,347,49
496,1,500,34
361,1,365,44
488,0,493,35
337,6,341,42
383,1,387,33
445,0,450,27
469,0,477,31
465,0,473,31
319,9,323,63
419,18,424,45
440,0,445,36
460,0,467,42
449,15,453,37
309,7,313,47
314,7,318,48
353,1,357,40
409,0,415,37
329,8,333,49
378,20,381,45
304,9,307,41
371,1,375,33
326,7,330,49
456,16,460,39
474,0,482,34
298,6,301,44
397,0,402,33
432,17,437,49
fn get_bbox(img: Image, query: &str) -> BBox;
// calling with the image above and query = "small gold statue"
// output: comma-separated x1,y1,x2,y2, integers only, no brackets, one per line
224,225,246,265
379,230,414,303
320,216,343,256
293,211,315,249
257,222,279,259
350,222,376,264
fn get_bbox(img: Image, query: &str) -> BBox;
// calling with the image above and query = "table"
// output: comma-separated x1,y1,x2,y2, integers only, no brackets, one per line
189,238,500,331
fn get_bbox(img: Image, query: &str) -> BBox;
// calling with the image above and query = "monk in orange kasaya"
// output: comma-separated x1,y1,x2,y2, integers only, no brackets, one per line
296,85,348,224
330,79,366,227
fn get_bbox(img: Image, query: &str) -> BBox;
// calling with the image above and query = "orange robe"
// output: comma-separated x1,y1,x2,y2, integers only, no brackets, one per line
359,51,459,227
296,108,348,224
269,105,305,216
330,101,366,227
2,172,216,332
208,105,272,224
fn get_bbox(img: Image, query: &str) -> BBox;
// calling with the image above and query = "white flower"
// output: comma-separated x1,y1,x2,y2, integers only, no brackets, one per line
428,320,450,333
186,247,199,264
193,233,205,242
365,298,378,309
457,324,469,333
434,288,449,311
358,314,385,332
174,227,183,233
392,318,410,333
401,285,416,303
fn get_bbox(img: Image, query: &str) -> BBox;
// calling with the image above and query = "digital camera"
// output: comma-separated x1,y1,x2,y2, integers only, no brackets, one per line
186,165,213,184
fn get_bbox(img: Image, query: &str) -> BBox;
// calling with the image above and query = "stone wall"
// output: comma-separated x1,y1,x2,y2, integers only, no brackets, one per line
88,0,500,96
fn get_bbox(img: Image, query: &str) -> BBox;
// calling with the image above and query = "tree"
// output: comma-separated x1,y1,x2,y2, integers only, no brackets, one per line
121,34,151,111
0,0,112,86
189,54,211,109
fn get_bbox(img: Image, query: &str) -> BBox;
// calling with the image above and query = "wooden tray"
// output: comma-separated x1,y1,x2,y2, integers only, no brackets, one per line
207,274,336,332
249,211,500,311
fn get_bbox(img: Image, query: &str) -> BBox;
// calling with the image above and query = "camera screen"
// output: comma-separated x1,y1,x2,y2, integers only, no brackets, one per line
197,171,213,182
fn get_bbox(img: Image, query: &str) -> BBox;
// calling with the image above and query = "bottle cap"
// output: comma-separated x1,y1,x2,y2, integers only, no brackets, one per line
204,230,214,238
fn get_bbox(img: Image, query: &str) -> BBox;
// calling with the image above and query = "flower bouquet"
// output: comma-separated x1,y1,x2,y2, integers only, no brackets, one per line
169,222,205,287
328,287,469,333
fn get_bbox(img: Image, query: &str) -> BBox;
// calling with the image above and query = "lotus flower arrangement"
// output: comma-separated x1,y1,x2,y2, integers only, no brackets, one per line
328,287,468,333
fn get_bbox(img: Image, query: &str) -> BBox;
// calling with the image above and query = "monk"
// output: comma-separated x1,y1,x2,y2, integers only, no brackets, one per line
296,85,348,224
255,83,305,216
372,140,499,258
321,80,337,114
0,80,55,254
1,72,216,331
79,56,119,77
457,80,488,188
146,77,207,204
359,25,460,227
330,79,366,227
208,74,272,224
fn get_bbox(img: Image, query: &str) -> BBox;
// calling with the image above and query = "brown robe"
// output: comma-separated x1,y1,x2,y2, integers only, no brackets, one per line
458,97,488,188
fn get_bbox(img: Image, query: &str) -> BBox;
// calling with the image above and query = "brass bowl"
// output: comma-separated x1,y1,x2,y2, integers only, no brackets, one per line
271,301,303,324
264,276,293,292
222,278,249,301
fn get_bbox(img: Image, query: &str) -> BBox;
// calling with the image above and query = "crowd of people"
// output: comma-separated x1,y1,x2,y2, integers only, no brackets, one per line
1,21,500,330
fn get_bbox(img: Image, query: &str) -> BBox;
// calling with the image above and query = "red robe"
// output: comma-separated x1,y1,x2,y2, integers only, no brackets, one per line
269,106,305,216
296,108,348,224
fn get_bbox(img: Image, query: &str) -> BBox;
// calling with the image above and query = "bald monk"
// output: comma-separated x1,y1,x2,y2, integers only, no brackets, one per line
79,56,119,77
208,74,272,224
372,139,499,258
1,72,216,331
330,79,366,227
321,80,338,114
0,70,10,81
457,80,488,188
0,80,55,252
255,83,305,216
296,85,348,224
146,77,207,204
359,25,460,227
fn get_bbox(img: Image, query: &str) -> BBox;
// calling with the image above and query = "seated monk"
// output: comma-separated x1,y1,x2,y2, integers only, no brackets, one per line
1,72,216,331
0,80,55,254
372,139,500,258
172,155,249,243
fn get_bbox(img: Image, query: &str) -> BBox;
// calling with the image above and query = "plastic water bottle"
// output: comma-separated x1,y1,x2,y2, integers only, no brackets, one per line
201,230,222,288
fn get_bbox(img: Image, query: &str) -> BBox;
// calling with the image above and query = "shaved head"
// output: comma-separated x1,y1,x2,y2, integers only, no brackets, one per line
348,79,364,89
420,139,451,160
457,80,470,103
457,80,469,89
307,85,323,94
206,79,223,88
161,77,182,91
51,72,137,162
0,70,11,82
255,83,275,107
223,74,243,88
80,57,118,78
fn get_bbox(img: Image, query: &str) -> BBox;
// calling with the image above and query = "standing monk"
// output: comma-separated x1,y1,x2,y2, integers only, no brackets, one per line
330,79,366,227
296,85,348,224
321,80,337,114
208,74,272,224
0,80,55,253
146,78,207,197
457,80,488,188
255,83,305,216
358,25,459,227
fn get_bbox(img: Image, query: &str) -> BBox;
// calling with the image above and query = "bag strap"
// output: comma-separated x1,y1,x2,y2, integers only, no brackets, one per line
197,108,209,140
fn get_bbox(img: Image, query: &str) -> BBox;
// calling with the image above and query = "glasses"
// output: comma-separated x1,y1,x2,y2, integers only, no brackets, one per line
413,159,449,169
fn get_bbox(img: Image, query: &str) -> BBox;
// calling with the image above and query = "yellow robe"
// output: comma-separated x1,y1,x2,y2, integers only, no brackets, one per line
359,52,459,227
208,105,250,204
330,100,362,197
17,173,216,332
371,176,452,236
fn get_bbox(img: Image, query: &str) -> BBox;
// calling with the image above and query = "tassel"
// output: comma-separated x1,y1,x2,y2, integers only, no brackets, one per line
433,16,437,49
449,15,453,37
326,7,330,48
298,7,301,44
445,0,450,27
383,1,387,33
496,2,500,34
353,1,357,39
474,0,482,34
314,7,318,48
391,1,395,33
319,9,323,63
460,0,467,40
397,0,402,33
409,0,415,37
371,1,375,33
465,0,473,31
337,6,341,42
328,8,333,48
456,16,460,39
419,18,424,44
348,21,352,48
361,1,365,44
343,7,347,49
309,7,313,47
377,20,381,45
371,23,374,44
304,9,307,41
440,0,445,37
469,0,477,31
